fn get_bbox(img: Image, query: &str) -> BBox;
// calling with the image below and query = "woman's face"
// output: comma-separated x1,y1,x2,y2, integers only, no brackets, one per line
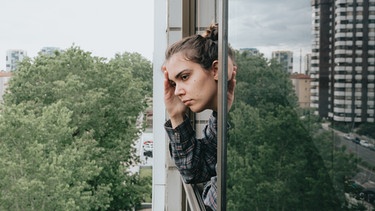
165,52,236,112
165,52,219,112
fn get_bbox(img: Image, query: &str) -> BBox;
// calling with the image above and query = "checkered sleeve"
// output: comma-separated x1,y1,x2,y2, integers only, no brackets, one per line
165,112,218,184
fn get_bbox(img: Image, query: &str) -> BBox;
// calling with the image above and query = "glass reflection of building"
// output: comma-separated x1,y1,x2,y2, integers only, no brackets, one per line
272,50,294,74
311,0,375,123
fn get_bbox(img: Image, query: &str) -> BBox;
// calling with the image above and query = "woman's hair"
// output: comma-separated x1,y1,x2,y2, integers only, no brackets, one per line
165,23,235,70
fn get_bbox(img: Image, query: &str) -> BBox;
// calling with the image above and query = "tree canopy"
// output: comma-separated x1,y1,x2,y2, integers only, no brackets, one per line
227,52,357,210
0,46,152,210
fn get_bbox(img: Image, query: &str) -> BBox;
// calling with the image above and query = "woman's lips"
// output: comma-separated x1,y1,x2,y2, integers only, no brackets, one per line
182,99,192,106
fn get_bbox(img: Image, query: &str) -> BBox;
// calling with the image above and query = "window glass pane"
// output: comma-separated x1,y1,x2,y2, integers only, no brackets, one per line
227,1,375,210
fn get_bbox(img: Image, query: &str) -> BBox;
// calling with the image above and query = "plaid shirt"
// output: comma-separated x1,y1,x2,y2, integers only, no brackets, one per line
165,111,218,210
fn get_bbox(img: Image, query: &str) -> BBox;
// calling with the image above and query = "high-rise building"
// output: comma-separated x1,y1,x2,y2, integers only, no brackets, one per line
311,0,375,123
304,53,312,75
6,49,27,71
272,50,293,73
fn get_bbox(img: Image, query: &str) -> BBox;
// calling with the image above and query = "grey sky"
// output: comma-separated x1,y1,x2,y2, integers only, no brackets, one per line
0,0,154,70
229,0,312,72
1,0,312,72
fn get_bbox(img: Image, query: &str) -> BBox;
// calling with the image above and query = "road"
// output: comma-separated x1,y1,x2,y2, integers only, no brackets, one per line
324,124,375,189
338,137,375,167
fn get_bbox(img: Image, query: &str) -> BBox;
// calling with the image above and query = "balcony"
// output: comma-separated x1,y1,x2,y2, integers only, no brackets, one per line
354,75,362,80
334,91,346,96
335,32,346,38
334,82,346,87
334,74,346,80
333,115,345,121
335,57,346,63
355,57,363,62
333,107,345,113
334,49,346,54
355,66,362,71
334,99,345,104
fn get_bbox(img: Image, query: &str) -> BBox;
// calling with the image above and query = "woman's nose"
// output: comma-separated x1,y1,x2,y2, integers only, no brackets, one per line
174,84,185,96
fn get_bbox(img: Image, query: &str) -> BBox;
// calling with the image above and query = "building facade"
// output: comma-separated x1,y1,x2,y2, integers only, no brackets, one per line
39,47,61,56
6,49,27,71
304,53,312,75
272,50,294,73
310,0,375,123
291,73,312,108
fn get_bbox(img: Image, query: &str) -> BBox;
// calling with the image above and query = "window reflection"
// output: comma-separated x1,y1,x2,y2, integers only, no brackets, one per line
227,0,375,210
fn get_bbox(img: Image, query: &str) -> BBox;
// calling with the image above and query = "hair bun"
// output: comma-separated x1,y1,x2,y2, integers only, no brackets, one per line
202,23,218,42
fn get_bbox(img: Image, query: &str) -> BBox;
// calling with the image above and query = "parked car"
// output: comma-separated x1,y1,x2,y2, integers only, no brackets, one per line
344,134,353,140
359,189,375,204
344,180,364,198
360,140,374,149
352,137,361,144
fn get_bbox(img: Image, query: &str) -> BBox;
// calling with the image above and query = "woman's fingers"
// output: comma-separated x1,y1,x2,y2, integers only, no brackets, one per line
228,68,237,93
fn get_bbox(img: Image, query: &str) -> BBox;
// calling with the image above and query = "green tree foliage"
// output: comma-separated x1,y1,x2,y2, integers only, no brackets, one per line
0,46,152,210
312,131,359,204
357,123,375,139
234,53,298,113
0,102,109,210
227,52,357,210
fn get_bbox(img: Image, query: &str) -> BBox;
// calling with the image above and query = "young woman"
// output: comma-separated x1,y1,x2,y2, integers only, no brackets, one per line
162,24,237,211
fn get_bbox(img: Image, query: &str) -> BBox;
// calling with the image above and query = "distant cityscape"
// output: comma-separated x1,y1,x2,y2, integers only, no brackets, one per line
2,0,375,126
1,46,310,105
3,47,62,72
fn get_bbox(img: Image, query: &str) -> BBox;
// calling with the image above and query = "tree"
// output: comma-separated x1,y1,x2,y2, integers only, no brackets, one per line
233,53,298,113
226,52,357,210
228,103,342,210
0,102,108,210
1,46,152,210
357,123,375,139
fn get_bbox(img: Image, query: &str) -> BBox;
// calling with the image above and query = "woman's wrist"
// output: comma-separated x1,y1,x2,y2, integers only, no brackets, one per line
169,114,185,129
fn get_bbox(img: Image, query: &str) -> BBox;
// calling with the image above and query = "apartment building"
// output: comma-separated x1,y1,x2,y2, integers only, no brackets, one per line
39,47,61,56
304,53,312,75
291,73,311,108
310,0,375,123
6,49,27,71
272,50,294,74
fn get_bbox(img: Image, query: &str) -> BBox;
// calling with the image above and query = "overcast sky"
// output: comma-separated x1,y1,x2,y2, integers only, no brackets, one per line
229,0,312,72
0,0,155,70
1,0,311,72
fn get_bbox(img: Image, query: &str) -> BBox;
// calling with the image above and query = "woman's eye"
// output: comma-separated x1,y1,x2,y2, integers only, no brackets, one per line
181,74,189,81
169,80,176,87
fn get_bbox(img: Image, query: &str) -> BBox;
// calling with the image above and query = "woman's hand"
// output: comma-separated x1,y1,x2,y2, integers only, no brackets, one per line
227,66,237,111
163,66,187,127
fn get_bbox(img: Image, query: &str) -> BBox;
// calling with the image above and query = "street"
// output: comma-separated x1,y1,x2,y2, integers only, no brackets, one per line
324,124,375,190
